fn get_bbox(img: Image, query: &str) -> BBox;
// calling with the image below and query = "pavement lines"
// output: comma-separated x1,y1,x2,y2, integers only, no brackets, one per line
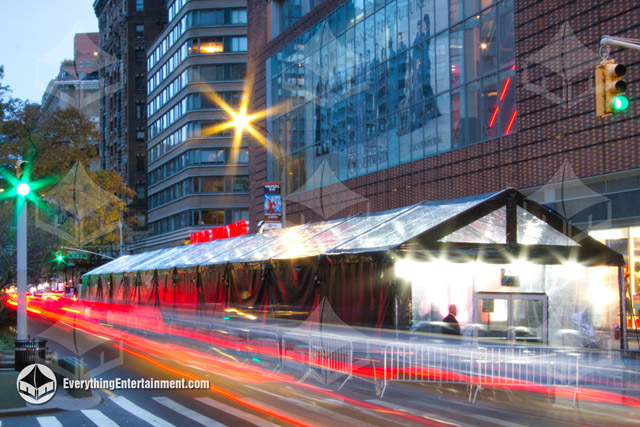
152,396,227,427
81,409,119,427
195,397,278,427
36,417,62,427
365,399,461,426
108,395,175,427
243,384,366,427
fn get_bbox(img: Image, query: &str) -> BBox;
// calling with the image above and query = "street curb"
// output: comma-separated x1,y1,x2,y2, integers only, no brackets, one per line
0,389,103,418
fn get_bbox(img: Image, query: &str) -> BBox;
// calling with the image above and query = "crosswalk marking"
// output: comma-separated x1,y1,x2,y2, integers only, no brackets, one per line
36,417,62,427
195,397,277,427
109,395,175,427
152,396,227,427
81,409,119,427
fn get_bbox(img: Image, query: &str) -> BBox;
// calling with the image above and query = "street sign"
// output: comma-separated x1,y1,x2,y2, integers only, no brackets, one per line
66,253,88,259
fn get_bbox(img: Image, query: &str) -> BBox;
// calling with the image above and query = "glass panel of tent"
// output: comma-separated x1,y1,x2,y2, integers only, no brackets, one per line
210,225,308,263
274,207,414,259
243,219,350,261
439,206,507,244
333,198,486,252
517,206,580,246
134,246,190,271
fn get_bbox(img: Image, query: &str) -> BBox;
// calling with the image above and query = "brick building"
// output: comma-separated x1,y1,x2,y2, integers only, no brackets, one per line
247,1,640,259
93,0,167,242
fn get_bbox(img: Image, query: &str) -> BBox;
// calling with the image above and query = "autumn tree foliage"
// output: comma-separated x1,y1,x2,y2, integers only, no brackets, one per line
0,66,134,287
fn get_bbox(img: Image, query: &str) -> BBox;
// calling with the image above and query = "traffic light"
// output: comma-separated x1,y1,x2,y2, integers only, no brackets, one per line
596,59,628,117
48,250,67,269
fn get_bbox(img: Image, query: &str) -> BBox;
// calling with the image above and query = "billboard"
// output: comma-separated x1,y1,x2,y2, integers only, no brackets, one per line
264,182,282,229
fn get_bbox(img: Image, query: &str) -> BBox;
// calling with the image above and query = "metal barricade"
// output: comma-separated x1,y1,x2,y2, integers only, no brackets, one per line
380,343,474,398
228,328,250,362
247,330,282,371
300,334,353,390
281,333,311,374
380,344,582,404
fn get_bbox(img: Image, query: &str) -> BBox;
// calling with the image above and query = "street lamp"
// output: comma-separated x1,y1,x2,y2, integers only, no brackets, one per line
227,109,288,227
0,160,56,341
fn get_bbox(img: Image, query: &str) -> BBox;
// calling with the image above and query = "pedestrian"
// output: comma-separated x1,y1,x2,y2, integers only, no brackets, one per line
442,304,461,335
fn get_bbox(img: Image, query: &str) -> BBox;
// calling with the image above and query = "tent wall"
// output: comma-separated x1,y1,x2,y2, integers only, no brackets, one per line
199,264,228,315
320,259,395,328
227,262,270,317
270,258,319,321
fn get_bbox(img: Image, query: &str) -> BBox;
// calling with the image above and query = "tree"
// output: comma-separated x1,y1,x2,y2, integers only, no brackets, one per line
0,66,135,288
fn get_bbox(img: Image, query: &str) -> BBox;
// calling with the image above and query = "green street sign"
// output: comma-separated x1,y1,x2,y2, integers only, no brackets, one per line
66,253,88,259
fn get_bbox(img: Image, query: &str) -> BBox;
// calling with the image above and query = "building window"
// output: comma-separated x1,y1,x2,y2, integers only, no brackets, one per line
136,24,144,39
136,154,145,172
136,0,144,12
86,60,92,67
201,210,224,225
137,214,146,227
136,130,145,140
201,149,225,164
238,149,249,164
136,184,146,199
135,50,145,65
135,77,145,93
136,104,145,119
232,209,249,223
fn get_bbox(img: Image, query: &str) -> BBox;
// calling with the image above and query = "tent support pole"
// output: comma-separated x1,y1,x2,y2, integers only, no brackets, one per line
619,265,628,349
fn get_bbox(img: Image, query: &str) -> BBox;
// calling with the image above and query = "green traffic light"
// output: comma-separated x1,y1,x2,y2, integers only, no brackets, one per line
16,182,31,197
613,95,629,112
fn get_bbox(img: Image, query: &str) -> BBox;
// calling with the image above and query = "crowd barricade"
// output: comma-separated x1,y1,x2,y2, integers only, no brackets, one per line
228,327,250,363
281,333,311,373
379,344,584,404
300,334,353,390
247,329,282,371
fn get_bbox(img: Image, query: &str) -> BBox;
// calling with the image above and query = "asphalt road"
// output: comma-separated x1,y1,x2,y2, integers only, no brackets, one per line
2,312,639,427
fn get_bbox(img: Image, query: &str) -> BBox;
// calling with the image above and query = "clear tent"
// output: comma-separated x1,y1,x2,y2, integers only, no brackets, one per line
85,188,621,275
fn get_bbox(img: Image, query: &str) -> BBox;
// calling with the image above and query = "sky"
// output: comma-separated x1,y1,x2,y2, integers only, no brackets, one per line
0,1,99,103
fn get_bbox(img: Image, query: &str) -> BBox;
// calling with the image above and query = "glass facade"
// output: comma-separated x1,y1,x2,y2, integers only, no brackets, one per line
267,0,515,194
149,208,249,236
149,175,249,210
149,147,249,186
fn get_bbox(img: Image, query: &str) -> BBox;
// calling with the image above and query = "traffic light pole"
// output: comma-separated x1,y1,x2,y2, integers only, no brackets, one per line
601,36,640,53
16,201,27,340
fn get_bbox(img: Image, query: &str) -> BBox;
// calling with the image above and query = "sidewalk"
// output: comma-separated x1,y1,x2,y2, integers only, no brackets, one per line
0,374,102,418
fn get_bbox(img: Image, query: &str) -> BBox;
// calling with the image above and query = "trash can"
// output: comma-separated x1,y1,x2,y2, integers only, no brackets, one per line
14,339,47,372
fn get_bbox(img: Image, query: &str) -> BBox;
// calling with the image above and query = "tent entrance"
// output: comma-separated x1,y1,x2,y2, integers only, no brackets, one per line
473,292,548,343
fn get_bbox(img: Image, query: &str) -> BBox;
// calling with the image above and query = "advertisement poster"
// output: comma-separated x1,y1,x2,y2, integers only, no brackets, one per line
263,182,282,229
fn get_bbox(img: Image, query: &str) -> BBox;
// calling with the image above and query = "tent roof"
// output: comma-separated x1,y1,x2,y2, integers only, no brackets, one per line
85,188,623,276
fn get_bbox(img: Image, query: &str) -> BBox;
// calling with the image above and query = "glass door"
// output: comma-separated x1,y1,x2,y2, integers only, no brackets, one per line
474,293,548,343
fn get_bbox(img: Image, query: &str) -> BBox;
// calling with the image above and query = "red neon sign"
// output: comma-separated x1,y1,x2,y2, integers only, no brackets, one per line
189,220,248,244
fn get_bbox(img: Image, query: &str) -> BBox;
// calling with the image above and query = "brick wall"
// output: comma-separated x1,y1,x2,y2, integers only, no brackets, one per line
247,0,640,228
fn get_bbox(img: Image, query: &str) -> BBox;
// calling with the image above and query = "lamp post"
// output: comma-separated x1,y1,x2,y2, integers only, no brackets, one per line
15,163,31,341
16,192,27,340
